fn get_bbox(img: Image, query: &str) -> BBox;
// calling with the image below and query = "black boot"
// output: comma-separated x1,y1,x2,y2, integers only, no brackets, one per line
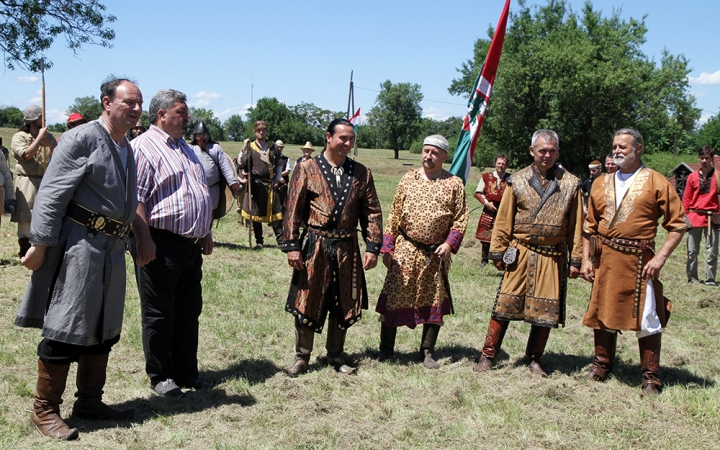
525,325,551,377
326,318,355,374
284,320,315,377
72,353,134,420
378,324,397,362
585,330,617,381
475,318,509,372
420,324,441,369
639,333,663,396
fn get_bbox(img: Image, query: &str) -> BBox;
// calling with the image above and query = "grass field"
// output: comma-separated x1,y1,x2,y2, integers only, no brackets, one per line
1,127,719,449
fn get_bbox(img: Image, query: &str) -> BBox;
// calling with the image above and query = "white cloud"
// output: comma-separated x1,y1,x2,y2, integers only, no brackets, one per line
216,103,253,120
191,99,210,108
46,109,66,125
690,91,706,97
688,70,720,85
15,76,38,83
698,114,713,126
422,107,452,121
192,91,221,100
29,97,41,103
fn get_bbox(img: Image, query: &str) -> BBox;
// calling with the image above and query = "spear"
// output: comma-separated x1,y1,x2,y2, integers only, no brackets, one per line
40,59,48,172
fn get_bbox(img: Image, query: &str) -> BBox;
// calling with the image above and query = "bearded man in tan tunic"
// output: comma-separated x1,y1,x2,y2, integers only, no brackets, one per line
475,129,583,377
581,128,690,396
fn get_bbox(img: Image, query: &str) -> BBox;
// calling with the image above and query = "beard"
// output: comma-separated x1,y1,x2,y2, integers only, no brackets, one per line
613,151,636,169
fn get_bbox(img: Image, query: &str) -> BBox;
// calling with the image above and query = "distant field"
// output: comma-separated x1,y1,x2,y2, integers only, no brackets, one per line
1,128,719,449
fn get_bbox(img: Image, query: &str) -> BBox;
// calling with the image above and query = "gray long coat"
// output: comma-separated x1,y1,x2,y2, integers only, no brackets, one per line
14,120,137,346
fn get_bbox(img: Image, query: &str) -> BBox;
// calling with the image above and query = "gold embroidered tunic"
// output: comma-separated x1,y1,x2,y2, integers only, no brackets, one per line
489,165,583,327
582,168,691,330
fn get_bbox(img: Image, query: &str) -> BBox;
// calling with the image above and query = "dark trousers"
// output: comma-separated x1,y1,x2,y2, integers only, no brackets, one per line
252,220,283,245
37,336,120,365
130,227,204,385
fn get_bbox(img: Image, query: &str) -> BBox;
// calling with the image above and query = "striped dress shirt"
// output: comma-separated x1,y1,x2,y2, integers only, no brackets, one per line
133,125,212,238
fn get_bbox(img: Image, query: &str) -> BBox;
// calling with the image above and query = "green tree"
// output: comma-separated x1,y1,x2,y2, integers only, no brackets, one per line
67,96,103,122
224,114,245,142
245,97,303,144
293,102,345,145
355,124,382,149
696,112,720,151
186,107,225,141
449,0,700,172
0,1,116,71
0,106,23,128
367,80,423,159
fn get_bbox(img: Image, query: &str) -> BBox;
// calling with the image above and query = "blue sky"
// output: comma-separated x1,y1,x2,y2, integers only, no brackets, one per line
1,0,718,128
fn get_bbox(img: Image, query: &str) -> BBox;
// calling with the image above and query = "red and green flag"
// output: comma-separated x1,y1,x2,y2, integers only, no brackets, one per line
449,0,511,184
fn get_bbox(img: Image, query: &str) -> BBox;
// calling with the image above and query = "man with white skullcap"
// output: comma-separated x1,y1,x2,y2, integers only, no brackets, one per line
375,134,469,369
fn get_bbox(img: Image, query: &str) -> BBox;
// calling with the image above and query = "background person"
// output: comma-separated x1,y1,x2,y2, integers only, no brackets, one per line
474,153,510,268
682,145,719,285
11,105,57,257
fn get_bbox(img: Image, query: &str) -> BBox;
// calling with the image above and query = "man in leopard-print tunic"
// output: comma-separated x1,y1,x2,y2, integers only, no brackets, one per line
474,129,583,377
376,135,469,369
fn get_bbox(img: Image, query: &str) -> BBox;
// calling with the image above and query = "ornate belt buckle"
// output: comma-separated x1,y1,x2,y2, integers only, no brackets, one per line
503,247,518,265
91,215,106,231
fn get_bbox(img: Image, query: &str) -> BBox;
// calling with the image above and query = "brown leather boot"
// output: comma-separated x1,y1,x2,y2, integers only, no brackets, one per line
639,333,663,396
326,318,355,374
525,325,551,377
420,324,441,369
378,324,397,362
18,237,31,258
474,318,509,372
284,320,315,377
585,329,617,381
72,353,134,420
30,360,79,440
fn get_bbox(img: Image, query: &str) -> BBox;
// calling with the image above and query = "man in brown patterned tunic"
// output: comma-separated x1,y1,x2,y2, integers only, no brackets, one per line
475,129,583,377
581,128,690,395
376,135,469,369
281,118,382,376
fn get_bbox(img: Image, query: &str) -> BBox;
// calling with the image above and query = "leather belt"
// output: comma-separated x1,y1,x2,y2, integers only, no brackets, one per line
399,228,440,253
67,202,130,239
18,173,43,179
308,226,355,240
597,235,654,253
520,241,563,257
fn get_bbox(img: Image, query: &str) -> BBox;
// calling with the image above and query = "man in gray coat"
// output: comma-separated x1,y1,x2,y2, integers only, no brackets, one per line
15,76,143,440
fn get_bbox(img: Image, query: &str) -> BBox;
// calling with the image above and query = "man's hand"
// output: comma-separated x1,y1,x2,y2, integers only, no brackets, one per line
484,202,497,212
493,260,506,271
21,245,47,271
241,139,250,153
201,234,214,256
4,199,16,214
434,243,453,261
287,251,305,270
568,265,580,279
382,252,393,269
580,258,595,283
135,236,156,267
363,252,378,270
642,255,666,280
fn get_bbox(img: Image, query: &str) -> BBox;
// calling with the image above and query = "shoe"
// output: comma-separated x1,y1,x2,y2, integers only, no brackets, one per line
703,280,717,286
152,379,184,398
479,261,487,269
253,243,263,250
688,278,699,284
177,377,213,390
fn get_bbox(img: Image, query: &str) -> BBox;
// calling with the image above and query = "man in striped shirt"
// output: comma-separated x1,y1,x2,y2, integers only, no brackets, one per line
130,89,214,398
